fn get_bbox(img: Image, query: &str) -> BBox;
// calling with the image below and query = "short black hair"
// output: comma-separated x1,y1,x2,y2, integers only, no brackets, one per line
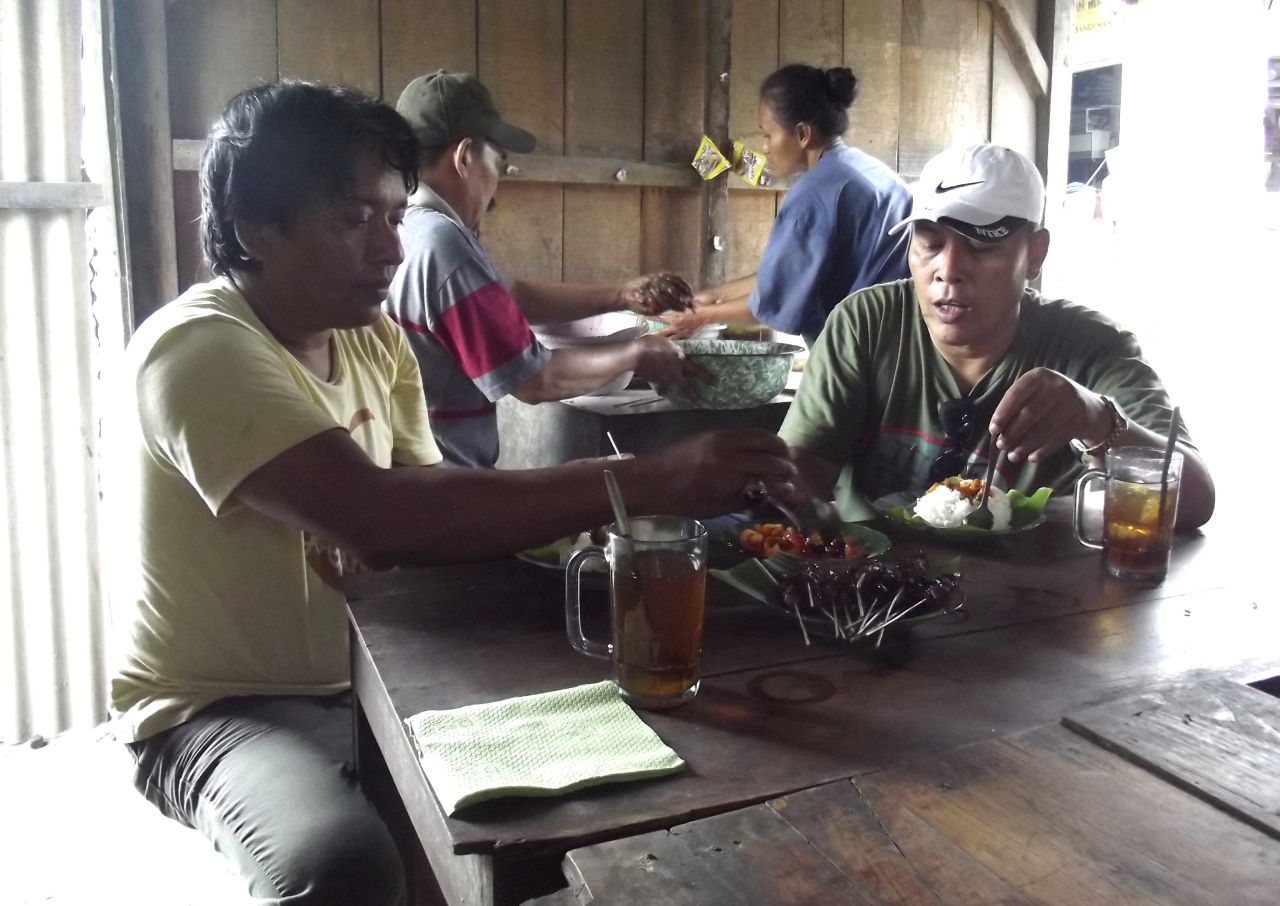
759,64,859,139
200,80,419,276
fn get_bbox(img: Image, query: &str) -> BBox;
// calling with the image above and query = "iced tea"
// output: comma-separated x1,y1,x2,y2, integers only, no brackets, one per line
566,516,709,710
611,549,706,708
1103,478,1179,583
1074,446,1183,583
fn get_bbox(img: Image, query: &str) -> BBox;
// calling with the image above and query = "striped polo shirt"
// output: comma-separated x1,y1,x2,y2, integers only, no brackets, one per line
385,187,551,467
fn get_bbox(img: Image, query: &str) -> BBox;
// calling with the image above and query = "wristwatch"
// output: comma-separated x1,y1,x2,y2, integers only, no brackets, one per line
1075,396,1128,459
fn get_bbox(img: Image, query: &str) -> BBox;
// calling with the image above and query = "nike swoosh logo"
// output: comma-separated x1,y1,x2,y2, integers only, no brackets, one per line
935,179,984,193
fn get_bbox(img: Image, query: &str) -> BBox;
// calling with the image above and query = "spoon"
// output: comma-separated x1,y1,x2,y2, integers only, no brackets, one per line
962,443,1003,529
602,469,643,584
602,469,631,537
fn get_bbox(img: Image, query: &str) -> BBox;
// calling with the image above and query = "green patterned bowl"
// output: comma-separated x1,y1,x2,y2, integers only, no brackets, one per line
656,340,801,409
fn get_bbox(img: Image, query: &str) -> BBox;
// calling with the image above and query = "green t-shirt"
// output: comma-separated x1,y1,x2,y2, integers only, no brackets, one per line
780,279,1191,518
107,278,442,742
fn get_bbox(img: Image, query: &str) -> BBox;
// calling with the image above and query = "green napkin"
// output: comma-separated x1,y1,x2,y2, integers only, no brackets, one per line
404,680,685,815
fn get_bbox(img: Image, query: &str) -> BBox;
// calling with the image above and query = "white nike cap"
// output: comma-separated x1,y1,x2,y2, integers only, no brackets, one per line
889,143,1045,242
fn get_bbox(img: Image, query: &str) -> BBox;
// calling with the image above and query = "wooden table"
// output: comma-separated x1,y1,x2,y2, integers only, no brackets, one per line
345,503,1279,905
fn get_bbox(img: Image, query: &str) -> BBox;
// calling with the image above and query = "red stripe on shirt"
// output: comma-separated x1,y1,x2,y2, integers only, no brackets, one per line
434,282,535,379
878,424,950,447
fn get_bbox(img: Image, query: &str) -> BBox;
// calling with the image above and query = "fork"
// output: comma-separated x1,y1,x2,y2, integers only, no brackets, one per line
962,443,1003,529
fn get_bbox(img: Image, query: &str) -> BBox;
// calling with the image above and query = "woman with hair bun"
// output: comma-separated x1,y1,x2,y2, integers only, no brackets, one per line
663,64,911,347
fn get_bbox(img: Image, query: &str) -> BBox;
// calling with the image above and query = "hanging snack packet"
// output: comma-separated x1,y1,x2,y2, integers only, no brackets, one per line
747,148,773,188
731,140,770,187
691,134,730,180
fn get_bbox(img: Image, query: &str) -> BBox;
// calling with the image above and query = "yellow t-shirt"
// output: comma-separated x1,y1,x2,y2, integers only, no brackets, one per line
107,278,442,742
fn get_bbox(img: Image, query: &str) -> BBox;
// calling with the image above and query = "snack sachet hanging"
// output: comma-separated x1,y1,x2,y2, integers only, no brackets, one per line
691,134,731,180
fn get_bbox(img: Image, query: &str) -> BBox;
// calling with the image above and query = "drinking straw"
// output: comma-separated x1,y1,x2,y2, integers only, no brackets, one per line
602,469,631,537
606,431,623,458
1156,407,1181,532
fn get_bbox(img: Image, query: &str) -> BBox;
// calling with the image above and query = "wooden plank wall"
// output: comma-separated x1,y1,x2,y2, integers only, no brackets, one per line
990,0,1039,160
641,1,707,283
898,0,992,177
163,0,1030,294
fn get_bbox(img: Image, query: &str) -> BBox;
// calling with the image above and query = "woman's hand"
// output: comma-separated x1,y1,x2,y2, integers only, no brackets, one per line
657,304,714,339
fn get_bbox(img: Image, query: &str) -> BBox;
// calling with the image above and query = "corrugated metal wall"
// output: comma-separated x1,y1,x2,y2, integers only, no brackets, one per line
1,0,112,743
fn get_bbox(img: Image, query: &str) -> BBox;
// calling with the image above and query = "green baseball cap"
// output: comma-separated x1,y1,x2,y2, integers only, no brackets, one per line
395,70,536,154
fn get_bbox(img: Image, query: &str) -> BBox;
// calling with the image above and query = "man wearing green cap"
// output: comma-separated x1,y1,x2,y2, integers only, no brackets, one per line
387,70,696,468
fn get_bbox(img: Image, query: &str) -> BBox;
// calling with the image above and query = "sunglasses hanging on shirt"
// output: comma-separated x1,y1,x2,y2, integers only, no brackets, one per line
930,398,978,483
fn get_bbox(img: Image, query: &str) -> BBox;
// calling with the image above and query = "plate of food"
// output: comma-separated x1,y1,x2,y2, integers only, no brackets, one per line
724,519,891,578
516,531,608,583
711,552,964,646
872,477,1053,542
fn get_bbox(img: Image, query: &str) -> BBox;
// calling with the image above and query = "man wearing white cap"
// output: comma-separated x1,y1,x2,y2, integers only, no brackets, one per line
780,143,1214,528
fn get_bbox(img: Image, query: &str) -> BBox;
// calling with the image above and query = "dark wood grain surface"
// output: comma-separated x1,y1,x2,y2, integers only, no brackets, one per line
1062,678,1280,841
564,779,940,905
563,721,1280,904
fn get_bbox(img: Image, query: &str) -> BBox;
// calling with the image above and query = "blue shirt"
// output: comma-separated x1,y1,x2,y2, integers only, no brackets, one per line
749,142,912,343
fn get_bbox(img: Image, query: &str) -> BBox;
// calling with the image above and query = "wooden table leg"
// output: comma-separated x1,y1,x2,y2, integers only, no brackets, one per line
355,694,448,906
351,623,501,905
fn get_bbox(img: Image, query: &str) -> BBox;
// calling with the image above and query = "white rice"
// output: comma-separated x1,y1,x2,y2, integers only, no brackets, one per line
914,484,1012,531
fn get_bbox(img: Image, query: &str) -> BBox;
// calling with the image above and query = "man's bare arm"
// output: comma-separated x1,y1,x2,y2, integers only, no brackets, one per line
234,427,797,567
990,368,1215,529
514,273,693,325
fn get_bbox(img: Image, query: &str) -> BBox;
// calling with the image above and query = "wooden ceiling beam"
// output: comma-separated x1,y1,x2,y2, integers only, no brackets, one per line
986,0,1050,99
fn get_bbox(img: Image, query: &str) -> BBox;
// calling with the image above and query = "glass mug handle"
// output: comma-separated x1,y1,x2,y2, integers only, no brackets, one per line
1073,468,1107,550
565,546,611,659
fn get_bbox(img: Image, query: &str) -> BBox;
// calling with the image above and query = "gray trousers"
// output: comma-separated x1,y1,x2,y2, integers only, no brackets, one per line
128,693,406,906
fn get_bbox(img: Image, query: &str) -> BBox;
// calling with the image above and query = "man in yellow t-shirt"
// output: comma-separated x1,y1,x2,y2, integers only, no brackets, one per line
109,81,798,905
111,279,442,743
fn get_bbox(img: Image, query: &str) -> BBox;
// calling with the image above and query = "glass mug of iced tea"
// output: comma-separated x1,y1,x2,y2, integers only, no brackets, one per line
565,516,708,710
1073,446,1183,583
